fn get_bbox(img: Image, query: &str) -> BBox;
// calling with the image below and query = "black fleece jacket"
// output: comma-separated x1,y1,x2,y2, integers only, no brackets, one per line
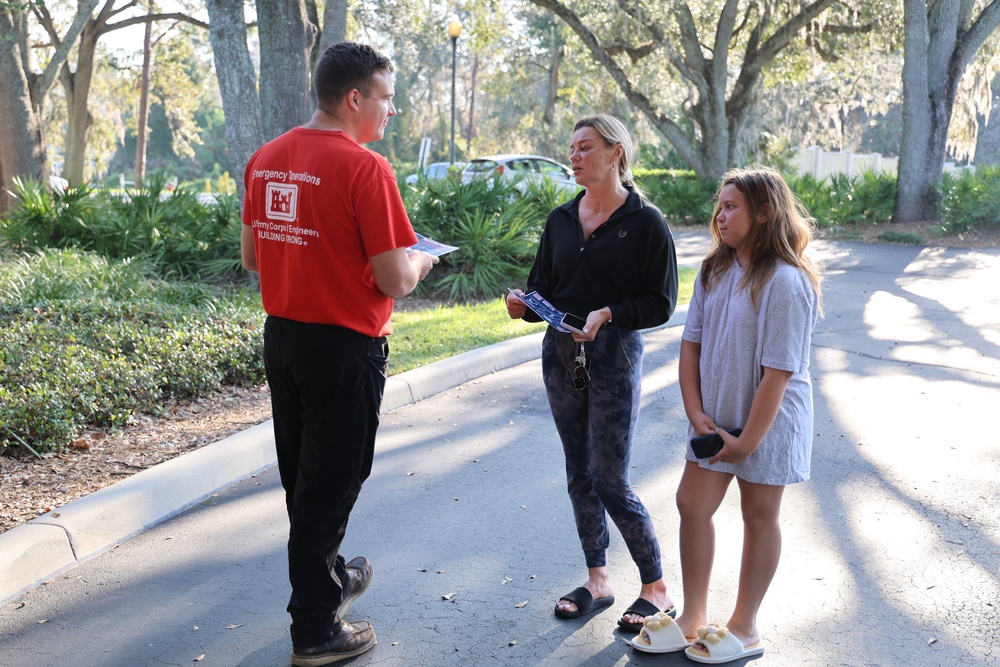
524,186,678,331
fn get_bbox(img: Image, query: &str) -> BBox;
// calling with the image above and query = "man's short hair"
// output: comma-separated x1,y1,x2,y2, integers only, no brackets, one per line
314,42,393,108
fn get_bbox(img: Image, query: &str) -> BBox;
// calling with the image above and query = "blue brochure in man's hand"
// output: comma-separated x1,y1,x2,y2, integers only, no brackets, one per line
409,233,458,256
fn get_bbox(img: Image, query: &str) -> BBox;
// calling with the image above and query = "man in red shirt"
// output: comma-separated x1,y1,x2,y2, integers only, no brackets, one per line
242,42,437,666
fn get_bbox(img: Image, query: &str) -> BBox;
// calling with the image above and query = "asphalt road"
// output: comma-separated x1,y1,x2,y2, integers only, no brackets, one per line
1,234,998,666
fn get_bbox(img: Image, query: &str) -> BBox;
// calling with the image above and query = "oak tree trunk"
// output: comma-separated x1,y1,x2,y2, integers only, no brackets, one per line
0,9,47,215
0,1,99,212
317,0,348,58
134,13,154,188
542,24,560,125
893,0,1000,223
205,0,264,204
257,0,316,141
894,0,954,223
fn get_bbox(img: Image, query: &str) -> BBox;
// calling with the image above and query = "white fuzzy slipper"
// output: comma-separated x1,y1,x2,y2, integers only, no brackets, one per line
684,623,766,664
628,611,692,654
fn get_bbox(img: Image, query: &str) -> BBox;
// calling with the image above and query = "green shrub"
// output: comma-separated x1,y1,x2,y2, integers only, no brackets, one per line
635,170,718,226
851,171,898,223
940,166,1000,233
0,249,149,303
432,201,539,301
632,168,700,179
877,230,923,245
0,248,265,453
0,175,242,279
403,171,708,299
789,171,896,228
0,177,101,250
788,173,834,225
403,176,553,300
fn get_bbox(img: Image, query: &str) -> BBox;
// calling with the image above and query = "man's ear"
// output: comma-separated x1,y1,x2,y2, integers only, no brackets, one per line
346,89,362,111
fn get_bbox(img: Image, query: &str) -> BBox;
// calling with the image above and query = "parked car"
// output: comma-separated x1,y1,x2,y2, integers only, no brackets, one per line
48,174,69,193
461,154,579,194
405,161,465,185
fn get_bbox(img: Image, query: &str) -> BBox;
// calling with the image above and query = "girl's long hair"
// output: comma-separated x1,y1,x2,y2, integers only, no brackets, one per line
701,166,822,313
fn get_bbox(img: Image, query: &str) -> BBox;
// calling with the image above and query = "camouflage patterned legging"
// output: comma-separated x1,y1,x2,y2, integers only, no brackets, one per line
541,326,663,584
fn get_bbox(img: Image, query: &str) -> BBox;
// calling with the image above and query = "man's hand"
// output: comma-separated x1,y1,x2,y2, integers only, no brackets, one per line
370,247,437,298
409,249,438,281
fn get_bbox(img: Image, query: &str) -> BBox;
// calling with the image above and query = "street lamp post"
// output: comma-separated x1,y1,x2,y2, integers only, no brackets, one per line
448,17,462,165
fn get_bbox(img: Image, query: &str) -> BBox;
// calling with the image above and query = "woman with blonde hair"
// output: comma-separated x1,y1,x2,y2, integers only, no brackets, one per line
506,114,680,631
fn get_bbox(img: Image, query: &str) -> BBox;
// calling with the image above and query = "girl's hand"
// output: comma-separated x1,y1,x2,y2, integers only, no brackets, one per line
690,412,718,436
709,427,750,465
709,365,792,464
505,290,528,319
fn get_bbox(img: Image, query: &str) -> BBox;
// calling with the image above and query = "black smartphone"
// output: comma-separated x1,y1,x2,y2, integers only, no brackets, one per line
561,312,588,334
690,428,743,459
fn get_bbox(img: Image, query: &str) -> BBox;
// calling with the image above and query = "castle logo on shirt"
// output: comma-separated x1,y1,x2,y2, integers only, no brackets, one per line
266,183,298,221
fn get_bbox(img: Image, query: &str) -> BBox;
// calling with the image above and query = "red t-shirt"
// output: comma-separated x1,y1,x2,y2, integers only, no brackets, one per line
242,128,417,337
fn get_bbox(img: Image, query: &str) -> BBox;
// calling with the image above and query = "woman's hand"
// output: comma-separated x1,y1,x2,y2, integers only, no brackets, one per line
570,307,612,342
505,289,528,320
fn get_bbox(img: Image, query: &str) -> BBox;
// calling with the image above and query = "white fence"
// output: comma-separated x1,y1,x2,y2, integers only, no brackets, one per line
795,146,974,180
795,146,898,179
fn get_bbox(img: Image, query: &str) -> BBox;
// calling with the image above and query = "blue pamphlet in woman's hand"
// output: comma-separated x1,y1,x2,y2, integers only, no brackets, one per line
507,290,571,333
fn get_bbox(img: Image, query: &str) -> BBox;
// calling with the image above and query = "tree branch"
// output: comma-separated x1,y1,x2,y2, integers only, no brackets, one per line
101,12,210,36
673,0,709,87
740,0,767,65
728,0,839,117
818,22,875,35
604,40,659,63
614,0,692,76
956,0,1000,71
755,0,839,65
615,0,665,41
528,0,703,173
731,0,753,41
709,0,740,99
29,2,60,47
34,0,101,101
808,35,839,62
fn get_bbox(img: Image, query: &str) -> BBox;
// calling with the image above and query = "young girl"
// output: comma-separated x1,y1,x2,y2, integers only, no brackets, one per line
672,166,822,663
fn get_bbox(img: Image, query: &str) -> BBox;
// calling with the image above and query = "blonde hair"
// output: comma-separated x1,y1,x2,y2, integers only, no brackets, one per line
574,115,636,188
701,165,822,313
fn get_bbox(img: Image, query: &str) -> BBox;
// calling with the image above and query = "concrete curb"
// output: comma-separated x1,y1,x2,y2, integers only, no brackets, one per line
0,305,687,604
0,421,276,604
382,331,545,410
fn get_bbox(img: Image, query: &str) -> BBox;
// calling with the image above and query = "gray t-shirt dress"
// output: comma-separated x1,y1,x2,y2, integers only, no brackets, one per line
681,259,820,485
